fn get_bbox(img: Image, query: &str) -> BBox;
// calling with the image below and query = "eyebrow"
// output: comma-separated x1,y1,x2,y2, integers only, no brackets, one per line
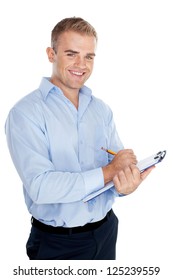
64,49,96,56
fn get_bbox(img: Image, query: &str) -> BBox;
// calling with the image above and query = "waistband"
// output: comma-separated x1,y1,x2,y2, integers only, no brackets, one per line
31,209,112,235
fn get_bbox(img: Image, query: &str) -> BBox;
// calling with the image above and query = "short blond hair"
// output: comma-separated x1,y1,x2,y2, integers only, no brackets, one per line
51,17,98,51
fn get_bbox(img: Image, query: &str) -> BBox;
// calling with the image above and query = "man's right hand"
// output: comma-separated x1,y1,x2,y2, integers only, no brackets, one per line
102,149,137,184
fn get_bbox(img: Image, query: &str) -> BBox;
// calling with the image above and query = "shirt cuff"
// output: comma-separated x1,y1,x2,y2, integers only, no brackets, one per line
110,187,126,197
118,193,126,197
82,168,104,196
110,187,120,197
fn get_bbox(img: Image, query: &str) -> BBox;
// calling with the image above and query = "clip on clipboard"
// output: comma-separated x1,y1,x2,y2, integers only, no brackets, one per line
136,150,166,172
83,150,166,202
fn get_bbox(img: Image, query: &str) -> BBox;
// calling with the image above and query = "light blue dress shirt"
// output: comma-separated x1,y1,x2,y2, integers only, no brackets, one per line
5,77,124,227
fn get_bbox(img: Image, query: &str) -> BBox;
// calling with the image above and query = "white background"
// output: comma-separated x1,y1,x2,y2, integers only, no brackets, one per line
0,0,172,278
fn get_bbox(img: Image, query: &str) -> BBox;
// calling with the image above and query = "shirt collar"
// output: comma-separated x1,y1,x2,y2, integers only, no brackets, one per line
39,77,92,100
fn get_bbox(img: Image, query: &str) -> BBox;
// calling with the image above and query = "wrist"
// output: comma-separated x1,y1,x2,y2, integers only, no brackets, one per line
102,164,115,184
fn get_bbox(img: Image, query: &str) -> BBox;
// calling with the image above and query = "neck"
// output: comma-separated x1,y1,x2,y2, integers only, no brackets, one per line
50,77,79,109
65,90,79,109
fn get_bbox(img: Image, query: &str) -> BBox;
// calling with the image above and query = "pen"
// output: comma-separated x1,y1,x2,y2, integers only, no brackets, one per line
101,147,117,155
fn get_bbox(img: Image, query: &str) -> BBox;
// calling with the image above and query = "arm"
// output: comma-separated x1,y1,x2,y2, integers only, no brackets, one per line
5,107,104,204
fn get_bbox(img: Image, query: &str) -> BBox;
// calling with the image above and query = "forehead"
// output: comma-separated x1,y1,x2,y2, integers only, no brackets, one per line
57,31,97,52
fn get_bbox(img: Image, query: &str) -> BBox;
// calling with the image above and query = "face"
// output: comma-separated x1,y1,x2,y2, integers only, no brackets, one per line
47,31,97,92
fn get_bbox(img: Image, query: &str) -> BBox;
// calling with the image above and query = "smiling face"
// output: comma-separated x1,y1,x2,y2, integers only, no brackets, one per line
47,31,97,95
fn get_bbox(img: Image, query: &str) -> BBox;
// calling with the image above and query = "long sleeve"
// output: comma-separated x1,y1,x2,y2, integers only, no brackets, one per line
5,107,104,204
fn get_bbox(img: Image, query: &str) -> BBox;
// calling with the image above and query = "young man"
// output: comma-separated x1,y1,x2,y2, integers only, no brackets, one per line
5,17,153,260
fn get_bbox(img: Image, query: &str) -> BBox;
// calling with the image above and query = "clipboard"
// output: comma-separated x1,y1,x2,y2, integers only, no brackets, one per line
83,150,166,202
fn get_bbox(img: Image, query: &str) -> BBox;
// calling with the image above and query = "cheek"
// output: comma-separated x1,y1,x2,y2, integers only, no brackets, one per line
53,59,66,74
88,60,94,69
86,62,94,76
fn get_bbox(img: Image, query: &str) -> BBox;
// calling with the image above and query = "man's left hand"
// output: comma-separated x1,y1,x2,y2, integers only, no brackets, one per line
113,164,155,195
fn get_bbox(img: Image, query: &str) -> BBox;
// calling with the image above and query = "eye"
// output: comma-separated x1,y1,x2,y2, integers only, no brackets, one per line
66,53,76,57
85,55,94,60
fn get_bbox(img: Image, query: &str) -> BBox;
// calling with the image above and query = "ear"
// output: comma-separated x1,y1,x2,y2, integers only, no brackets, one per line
46,47,56,63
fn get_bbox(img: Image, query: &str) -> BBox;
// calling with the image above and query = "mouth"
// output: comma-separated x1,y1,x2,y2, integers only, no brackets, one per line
69,70,85,77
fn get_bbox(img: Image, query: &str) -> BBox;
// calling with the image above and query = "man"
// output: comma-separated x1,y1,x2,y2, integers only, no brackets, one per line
5,17,153,260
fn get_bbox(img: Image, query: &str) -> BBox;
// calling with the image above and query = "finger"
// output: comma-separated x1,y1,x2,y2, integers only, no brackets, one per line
118,150,137,164
140,165,155,180
126,150,137,164
130,164,141,181
113,174,121,191
115,167,138,195
124,165,140,193
113,170,127,193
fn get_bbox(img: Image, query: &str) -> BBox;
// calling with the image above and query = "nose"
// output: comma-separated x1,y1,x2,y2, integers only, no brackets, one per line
74,56,86,68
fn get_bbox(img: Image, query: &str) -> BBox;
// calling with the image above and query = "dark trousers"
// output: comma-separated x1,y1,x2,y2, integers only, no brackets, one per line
26,210,118,260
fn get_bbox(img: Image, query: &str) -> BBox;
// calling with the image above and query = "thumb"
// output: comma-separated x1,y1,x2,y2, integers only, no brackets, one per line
140,165,155,181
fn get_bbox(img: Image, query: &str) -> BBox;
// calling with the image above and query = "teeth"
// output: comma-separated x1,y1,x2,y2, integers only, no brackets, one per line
71,71,83,76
